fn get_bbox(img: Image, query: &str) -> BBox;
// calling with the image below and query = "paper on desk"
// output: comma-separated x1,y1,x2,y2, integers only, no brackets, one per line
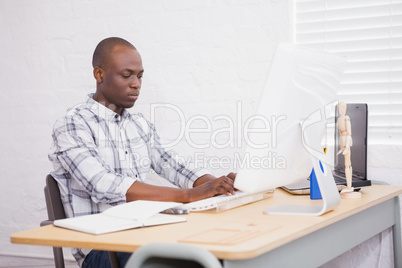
53,200,185,235
103,200,182,221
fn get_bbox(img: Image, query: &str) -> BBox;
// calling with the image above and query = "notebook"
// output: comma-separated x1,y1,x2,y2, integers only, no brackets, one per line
53,200,186,235
282,103,371,194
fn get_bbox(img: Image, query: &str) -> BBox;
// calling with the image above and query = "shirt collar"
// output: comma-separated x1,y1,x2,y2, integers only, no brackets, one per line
86,93,130,122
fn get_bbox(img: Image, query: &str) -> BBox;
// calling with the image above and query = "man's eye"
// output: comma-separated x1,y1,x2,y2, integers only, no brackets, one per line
122,73,131,78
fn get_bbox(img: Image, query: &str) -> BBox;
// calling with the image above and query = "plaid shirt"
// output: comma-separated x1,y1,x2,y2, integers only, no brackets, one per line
48,94,209,264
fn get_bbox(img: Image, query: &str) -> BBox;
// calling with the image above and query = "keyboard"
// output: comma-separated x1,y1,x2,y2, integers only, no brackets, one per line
182,190,273,212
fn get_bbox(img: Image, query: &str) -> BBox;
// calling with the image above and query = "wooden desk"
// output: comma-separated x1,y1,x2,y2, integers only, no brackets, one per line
11,185,402,267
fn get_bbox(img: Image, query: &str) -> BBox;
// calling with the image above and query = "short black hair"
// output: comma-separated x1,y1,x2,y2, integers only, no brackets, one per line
92,37,136,68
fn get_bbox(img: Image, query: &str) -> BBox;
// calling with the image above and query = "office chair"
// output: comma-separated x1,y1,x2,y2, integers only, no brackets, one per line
40,174,120,268
124,242,223,268
40,174,67,268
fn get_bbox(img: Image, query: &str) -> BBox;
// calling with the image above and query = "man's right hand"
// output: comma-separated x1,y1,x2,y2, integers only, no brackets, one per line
126,173,236,203
187,174,236,202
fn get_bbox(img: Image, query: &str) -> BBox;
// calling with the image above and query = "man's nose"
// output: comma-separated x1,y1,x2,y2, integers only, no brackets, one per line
130,77,141,88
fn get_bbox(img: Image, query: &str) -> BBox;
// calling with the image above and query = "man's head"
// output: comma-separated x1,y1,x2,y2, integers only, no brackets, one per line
92,37,136,68
92,37,144,115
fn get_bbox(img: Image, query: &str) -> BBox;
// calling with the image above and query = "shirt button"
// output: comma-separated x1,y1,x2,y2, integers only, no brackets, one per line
114,114,118,119
135,175,138,178
125,151,128,154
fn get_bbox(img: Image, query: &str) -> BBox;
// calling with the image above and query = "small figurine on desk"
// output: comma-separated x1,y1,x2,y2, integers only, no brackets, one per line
337,102,361,199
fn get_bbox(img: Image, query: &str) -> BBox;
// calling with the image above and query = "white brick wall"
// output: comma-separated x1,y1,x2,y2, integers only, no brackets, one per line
1,0,400,265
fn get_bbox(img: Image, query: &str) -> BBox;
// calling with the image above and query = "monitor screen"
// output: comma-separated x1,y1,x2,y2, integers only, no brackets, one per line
234,43,346,193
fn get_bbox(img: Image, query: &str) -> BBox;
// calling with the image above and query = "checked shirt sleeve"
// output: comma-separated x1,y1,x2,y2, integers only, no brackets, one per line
136,116,211,189
50,114,135,205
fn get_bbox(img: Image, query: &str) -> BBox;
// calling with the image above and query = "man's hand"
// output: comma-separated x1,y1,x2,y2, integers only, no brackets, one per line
188,173,237,202
126,173,237,203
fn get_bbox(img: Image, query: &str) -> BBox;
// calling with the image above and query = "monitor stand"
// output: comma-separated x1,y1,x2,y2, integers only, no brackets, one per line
264,156,341,216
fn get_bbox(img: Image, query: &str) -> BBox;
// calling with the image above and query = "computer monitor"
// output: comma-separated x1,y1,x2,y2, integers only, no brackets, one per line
234,43,346,215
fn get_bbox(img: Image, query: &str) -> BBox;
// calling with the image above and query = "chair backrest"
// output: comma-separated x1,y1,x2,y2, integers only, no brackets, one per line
43,175,121,268
44,174,66,221
42,174,67,268
125,242,222,268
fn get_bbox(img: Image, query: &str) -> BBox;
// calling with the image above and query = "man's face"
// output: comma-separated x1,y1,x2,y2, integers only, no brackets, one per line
94,45,144,114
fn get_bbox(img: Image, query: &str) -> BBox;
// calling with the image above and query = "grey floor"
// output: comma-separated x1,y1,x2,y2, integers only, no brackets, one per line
0,255,77,268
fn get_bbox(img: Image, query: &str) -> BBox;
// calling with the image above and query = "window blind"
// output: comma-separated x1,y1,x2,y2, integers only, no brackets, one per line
293,0,402,144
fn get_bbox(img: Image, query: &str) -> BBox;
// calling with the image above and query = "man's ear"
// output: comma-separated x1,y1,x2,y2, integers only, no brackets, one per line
93,67,103,83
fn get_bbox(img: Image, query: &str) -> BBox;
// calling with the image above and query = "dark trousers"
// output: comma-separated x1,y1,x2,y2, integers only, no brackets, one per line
82,250,131,268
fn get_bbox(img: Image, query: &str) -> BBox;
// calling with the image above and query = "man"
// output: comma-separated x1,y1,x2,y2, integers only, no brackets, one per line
49,37,236,267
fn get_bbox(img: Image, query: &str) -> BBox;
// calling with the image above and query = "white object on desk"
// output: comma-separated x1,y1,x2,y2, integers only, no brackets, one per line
53,200,186,235
234,44,346,194
183,190,271,212
264,156,340,216
234,43,344,215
